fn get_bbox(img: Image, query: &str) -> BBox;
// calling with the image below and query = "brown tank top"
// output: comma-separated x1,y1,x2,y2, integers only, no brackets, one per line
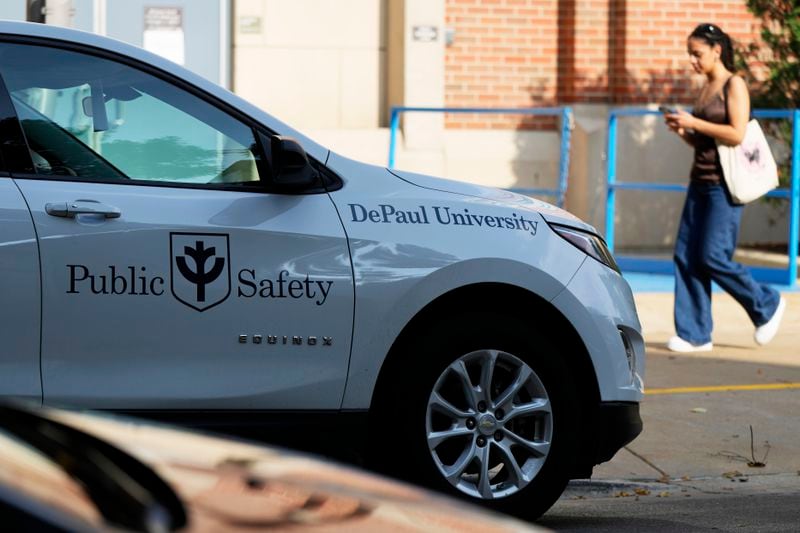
690,85,729,183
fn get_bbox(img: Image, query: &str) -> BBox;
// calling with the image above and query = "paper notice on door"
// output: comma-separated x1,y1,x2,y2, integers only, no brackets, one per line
143,7,185,66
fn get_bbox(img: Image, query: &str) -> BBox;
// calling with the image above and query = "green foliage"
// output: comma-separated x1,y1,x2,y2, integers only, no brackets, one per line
739,0,799,204
742,0,800,108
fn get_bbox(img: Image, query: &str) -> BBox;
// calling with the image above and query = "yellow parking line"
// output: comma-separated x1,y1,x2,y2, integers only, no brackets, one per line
646,383,800,395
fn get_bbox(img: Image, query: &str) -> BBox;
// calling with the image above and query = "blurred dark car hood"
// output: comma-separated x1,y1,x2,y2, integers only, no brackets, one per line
2,406,546,532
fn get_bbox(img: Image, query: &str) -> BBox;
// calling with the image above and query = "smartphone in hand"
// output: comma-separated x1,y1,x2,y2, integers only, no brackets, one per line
658,105,678,114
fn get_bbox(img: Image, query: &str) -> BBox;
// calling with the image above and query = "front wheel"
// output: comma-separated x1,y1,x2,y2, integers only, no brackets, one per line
426,348,554,500
378,312,581,520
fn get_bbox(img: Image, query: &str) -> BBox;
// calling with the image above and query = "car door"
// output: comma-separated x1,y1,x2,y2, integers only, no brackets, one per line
0,39,354,410
0,87,41,402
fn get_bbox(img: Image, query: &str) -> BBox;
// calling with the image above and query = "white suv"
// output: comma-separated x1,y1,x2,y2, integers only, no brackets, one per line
0,21,643,519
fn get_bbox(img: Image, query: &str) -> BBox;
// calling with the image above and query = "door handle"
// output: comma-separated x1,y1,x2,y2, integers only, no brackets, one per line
45,200,121,219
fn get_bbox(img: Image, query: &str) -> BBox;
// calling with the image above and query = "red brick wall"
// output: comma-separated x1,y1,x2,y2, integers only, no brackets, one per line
618,1,761,104
444,0,558,129
444,0,763,129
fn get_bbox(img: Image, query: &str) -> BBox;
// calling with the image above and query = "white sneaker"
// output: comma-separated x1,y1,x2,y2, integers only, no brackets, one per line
754,297,786,346
667,336,713,353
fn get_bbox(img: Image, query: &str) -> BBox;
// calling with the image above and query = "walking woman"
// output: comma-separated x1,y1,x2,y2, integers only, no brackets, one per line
663,23,785,352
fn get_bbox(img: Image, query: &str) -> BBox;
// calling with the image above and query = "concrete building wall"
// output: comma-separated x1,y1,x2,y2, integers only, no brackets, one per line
0,1,26,20
233,0,388,129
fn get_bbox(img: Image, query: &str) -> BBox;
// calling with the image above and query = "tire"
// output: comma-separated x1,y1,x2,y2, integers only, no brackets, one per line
375,311,581,520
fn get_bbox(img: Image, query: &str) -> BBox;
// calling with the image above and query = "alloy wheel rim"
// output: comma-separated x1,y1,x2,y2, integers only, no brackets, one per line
425,349,553,499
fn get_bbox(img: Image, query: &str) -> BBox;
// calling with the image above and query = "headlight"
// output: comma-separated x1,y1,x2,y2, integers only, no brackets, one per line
550,223,620,273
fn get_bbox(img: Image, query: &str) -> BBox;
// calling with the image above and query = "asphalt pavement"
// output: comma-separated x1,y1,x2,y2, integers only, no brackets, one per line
545,275,800,530
598,285,800,482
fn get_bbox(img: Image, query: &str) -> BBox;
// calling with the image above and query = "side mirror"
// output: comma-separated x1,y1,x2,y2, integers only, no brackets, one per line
271,136,320,191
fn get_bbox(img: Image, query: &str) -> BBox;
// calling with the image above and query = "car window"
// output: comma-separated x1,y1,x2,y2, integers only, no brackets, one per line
0,42,261,185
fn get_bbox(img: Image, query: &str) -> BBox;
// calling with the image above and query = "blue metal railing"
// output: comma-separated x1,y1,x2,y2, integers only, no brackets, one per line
606,108,800,287
388,106,573,207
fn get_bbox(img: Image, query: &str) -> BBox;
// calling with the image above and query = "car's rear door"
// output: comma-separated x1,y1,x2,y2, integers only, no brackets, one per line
0,38,354,410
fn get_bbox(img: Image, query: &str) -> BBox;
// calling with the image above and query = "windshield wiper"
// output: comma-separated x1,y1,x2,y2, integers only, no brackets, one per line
0,404,187,532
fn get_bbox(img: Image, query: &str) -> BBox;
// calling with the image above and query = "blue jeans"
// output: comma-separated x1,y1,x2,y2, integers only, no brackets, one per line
674,181,780,344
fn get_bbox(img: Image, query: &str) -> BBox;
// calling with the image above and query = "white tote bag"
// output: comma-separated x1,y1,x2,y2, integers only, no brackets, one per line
716,119,778,204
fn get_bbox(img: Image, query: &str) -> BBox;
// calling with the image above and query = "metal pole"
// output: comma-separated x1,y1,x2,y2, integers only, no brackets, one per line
605,112,618,251
788,109,800,287
388,107,400,169
219,0,231,89
557,107,572,208
92,0,106,35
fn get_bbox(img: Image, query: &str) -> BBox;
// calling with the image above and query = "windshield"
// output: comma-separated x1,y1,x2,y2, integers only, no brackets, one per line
0,431,103,528
0,404,187,532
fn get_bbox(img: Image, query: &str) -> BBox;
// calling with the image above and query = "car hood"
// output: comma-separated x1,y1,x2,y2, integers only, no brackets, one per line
389,168,597,234
42,409,544,532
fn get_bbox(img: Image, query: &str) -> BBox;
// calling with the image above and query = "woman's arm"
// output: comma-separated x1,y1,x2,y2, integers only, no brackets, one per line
668,76,750,146
664,114,697,146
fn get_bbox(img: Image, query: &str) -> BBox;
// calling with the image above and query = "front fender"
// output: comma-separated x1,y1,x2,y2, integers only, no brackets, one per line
551,258,645,402
340,256,583,409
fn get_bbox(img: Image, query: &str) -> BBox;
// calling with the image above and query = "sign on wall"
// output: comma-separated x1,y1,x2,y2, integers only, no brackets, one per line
143,6,185,65
412,25,438,42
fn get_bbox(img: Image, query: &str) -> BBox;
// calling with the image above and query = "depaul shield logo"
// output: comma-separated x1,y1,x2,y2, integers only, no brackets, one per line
170,232,231,312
